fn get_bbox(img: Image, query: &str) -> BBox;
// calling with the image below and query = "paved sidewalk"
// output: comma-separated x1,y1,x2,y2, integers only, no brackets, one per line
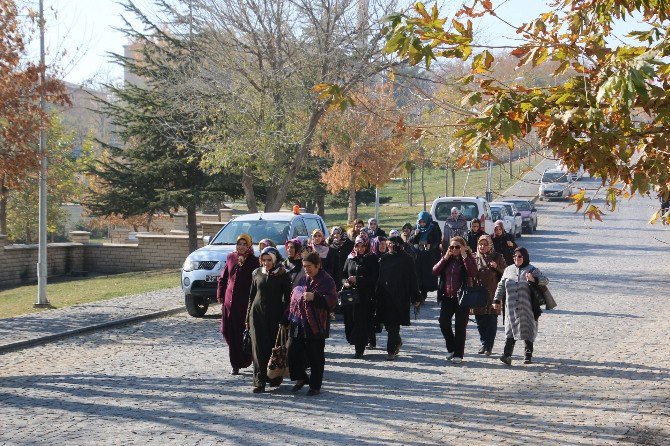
0,287,184,353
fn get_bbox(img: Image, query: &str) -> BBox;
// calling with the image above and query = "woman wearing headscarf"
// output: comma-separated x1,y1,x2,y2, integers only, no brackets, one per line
307,229,335,278
465,218,486,252
327,227,354,289
370,236,388,257
342,235,380,357
376,236,420,360
432,236,478,363
258,238,276,252
283,238,305,289
217,234,259,375
400,223,418,260
471,234,506,356
495,247,548,365
246,247,293,393
367,218,387,238
492,220,517,266
348,218,365,240
442,207,468,249
286,252,339,396
409,211,442,303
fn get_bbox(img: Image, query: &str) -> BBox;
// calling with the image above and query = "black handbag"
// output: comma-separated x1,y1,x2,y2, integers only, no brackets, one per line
338,287,360,306
458,278,488,308
242,328,252,355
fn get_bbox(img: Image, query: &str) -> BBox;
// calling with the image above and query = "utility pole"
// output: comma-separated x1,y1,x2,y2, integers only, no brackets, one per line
35,0,50,308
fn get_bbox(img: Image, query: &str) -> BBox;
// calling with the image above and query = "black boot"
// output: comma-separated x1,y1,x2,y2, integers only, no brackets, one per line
524,340,533,364
500,338,515,365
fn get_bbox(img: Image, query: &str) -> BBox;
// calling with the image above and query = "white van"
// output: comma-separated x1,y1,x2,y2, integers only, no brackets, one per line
430,196,495,234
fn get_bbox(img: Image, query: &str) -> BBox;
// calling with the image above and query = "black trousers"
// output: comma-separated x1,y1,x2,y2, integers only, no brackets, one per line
475,314,498,351
287,335,326,390
385,322,401,355
503,337,533,357
439,297,469,358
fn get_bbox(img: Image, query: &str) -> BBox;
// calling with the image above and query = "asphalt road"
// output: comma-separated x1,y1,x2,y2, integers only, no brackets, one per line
1,193,669,445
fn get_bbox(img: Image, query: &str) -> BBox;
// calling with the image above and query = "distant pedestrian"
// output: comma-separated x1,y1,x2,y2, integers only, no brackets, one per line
217,234,259,375
327,227,354,289
376,236,420,360
307,229,336,278
491,220,517,265
495,247,549,365
432,236,478,363
410,211,442,303
370,235,388,256
400,223,418,260
471,234,506,356
348,219,365,240
283,238,305,288
464,218,486,252
246,247,292,393
258,238,276,252
342,235,379,357
442,207,468,249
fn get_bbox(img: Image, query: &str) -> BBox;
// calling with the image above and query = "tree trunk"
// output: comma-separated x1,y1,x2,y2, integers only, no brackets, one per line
347,182,357,223
186,205,198,253
421,159,427,211
305,200,316,214
242,169,259,213
266,108,324,212
451,168,456,196
445,166,448,197
0,175,7,234
316,194,325,218
409,169,413,206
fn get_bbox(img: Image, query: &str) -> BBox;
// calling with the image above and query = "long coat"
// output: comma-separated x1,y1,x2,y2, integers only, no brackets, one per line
328,238,354,287
246,267,292,386
342,253,379,345
376,251,420,326
217,252,259,369
494,264,548,342
471,251,506,316
409,223,442,294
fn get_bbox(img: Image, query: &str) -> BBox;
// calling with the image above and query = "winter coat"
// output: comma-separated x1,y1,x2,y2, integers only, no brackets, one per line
376,251,420,326
409,222,442,293
494,264,548,342
431,252,478,298
470,250,506,316
465,229,487,252
284,258,305,289
442,216,468,247
492,233,517,266
342,253,379,303
217,252,259,369
328,238,354,287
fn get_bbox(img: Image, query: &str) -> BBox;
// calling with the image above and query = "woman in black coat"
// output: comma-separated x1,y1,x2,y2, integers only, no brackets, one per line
327,226,354,288
376,236,421,359
246,247,292,393
342,235,379,358
491,220,517,266
409,211,442,303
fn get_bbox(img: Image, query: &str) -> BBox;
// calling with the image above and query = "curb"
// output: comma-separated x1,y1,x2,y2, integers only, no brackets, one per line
0,306,186,355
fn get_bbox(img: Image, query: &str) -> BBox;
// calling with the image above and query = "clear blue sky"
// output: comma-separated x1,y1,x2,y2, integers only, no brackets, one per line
36,0,637,85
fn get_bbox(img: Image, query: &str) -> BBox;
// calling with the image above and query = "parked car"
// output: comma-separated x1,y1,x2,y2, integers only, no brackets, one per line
504,198,538,233
430,196,495,234
490,201,522,239
490,205,514,235
181,211,328,317
539,168,574,200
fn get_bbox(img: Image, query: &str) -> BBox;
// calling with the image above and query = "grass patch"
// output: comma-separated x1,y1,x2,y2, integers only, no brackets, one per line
0,269,180,318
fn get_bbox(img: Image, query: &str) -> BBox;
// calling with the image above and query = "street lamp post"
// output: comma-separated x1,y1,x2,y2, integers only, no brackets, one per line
35,0,50,308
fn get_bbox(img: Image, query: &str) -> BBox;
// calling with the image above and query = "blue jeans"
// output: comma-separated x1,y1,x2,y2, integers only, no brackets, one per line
475,314,498,351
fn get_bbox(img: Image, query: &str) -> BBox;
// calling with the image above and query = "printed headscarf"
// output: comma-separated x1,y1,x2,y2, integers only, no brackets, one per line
309,229,330,258
389,229,401,238
370,236,388,256
493,220,506,234
260,246,284,275
258,238,276,250
329,226,347,249
349,235,370,258
285,238,304,258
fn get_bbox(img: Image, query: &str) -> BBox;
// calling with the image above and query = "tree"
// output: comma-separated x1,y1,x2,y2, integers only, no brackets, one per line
316,83,406,222
382,1,670,223
0,0,70,233
192,0,398,212
6,114,90,242
86,1,242,253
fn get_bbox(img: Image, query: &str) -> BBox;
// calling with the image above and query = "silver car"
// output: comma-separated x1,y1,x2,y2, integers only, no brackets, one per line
181,211,328,317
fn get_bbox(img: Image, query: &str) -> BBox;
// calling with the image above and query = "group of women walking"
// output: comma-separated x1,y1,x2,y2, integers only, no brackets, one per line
216,212,550,395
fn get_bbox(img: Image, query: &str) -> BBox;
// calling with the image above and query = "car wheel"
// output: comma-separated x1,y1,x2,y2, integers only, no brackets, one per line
185,294,209,317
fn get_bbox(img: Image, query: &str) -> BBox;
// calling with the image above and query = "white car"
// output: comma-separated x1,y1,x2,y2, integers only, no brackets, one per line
539,169,575,200
181,211,328,317
430,196,495,234
491,201,523,239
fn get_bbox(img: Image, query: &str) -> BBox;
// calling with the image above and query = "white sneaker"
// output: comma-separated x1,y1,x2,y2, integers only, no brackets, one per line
451,356,463,364
447,353,454,361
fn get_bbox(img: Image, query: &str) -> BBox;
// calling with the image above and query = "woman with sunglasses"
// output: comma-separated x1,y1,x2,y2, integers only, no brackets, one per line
432,236,478,363
342,235,380,358
494,247,549,365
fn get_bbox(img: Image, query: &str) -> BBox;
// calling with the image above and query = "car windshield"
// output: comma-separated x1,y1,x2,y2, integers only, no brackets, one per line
491,210,501,221
542,172,569,183
509,200,531,211
435,202,479,220
503,204,514,215
210,219,291,245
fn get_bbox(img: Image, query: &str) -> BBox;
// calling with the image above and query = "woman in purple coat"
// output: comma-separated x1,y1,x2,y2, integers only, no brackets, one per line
217,233,259,375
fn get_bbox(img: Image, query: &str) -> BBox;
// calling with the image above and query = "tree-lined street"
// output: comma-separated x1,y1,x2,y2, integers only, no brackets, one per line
2,194,668,445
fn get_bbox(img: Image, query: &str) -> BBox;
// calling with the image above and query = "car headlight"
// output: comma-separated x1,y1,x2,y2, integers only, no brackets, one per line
183,259,199,272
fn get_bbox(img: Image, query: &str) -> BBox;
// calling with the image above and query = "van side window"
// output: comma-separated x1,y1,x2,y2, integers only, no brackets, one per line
292,219,308,237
